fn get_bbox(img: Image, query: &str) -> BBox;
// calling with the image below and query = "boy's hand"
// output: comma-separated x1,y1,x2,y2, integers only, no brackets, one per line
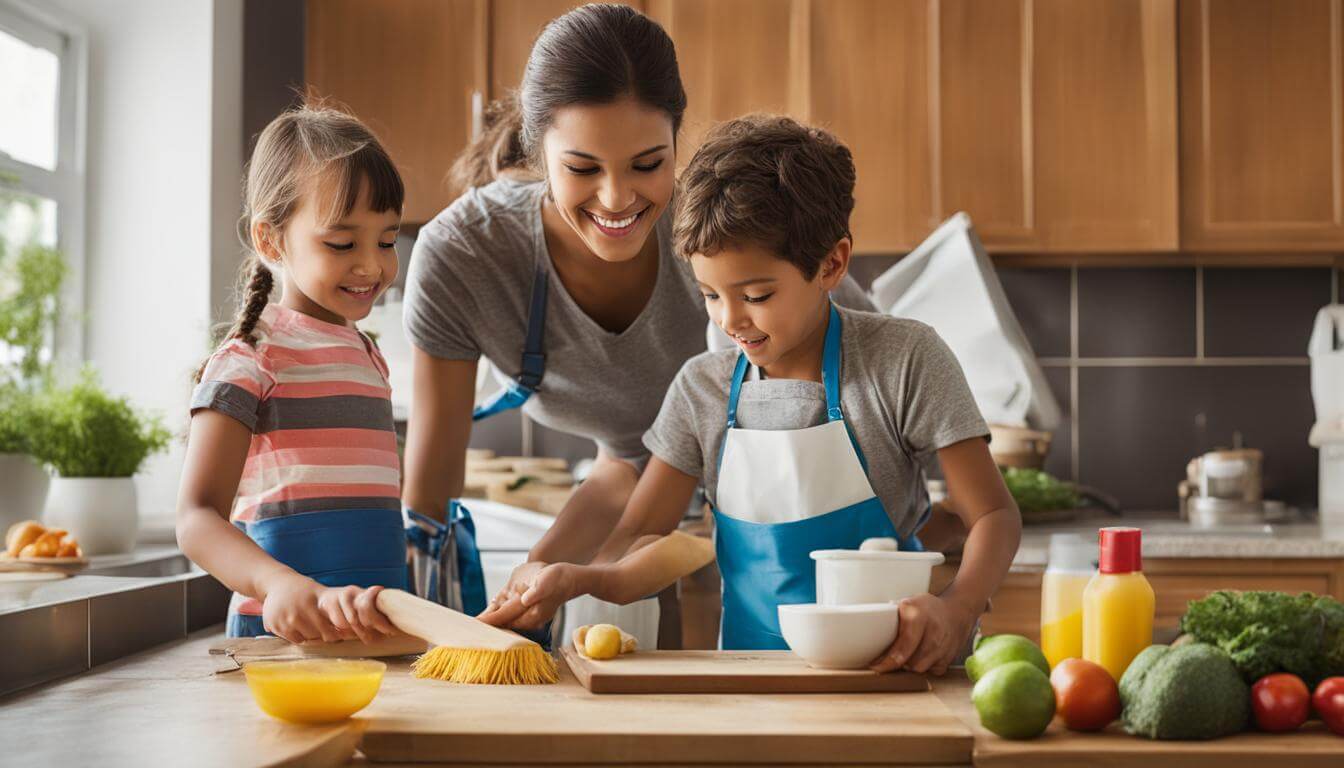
478,562,588,630
869,593,978,676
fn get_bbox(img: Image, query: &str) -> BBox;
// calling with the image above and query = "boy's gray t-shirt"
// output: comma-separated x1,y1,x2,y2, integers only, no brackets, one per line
643,306,990,538
403,178,876,464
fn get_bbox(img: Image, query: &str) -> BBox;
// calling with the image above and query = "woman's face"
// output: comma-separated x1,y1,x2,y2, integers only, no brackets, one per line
541,98,676,263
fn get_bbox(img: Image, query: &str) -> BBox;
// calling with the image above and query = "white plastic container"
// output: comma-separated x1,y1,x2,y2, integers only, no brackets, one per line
811,540,945,606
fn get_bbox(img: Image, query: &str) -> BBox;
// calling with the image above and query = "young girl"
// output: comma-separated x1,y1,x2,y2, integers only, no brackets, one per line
176,105,408,642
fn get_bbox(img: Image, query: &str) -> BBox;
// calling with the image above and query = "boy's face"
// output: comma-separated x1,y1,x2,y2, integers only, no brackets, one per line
691,240,850,376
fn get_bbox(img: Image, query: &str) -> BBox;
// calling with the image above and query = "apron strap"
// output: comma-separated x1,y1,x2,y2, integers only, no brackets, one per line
821,302,844,422
472,267,548,421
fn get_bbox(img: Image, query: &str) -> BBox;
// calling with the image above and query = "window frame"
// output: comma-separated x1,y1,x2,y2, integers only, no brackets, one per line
0,0,88,370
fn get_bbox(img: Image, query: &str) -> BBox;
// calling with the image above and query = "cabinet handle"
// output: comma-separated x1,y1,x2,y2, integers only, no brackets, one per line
470,90,484,141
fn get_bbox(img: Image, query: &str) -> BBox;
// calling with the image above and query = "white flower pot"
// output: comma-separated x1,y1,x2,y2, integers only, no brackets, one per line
43,476,139,555
0,453,51,533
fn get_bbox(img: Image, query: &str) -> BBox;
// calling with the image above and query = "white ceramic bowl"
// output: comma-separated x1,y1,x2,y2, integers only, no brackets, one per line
811,548,945,606
777,603,900,669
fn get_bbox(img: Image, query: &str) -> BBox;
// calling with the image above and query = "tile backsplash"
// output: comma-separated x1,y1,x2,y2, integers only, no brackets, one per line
999,265,1330,512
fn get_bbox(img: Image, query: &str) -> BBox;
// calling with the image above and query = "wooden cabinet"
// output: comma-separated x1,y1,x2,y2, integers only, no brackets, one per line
490,2,649,99
939,0,1179,253
936,558,1344,644
1179,0,1344,251
306,0,485,225
647,0,804,162
303,0,1340,256
807,0,938,253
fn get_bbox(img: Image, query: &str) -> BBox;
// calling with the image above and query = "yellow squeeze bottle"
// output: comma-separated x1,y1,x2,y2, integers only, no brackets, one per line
1040,533,1094,669
1082,527,1155,682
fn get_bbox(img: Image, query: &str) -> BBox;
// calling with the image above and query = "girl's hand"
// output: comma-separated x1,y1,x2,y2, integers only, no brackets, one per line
869,593,978,676
315,584,400,644
261,573,346,644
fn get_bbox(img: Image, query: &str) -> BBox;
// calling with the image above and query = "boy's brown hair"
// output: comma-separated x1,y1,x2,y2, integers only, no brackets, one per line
673,114,855,279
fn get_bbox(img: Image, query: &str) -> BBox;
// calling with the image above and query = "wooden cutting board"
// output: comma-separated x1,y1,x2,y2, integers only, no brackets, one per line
562,646,929,694
359,655,972,765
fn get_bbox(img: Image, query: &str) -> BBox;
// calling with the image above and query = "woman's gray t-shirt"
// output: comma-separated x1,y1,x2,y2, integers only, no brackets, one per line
643,306,990,538
403,178,875,464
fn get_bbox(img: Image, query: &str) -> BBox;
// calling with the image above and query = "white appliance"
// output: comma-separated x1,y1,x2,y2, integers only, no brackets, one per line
870,213,1061,430
1309,305,1344,523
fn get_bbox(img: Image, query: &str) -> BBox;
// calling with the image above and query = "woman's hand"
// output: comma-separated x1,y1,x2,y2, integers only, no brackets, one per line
868,593,978,677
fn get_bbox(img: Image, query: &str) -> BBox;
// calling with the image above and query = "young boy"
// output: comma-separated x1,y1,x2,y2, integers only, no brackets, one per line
482,115,1021,675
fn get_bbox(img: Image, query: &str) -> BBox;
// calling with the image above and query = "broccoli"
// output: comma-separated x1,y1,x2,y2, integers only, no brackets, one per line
1119,643,1249,740
999,467,1079,514
1179,590,1344,686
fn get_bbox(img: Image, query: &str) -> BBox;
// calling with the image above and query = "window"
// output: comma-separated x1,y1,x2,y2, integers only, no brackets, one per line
0,1,85,372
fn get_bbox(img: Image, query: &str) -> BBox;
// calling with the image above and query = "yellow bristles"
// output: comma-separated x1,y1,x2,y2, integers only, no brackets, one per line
411,644,559,685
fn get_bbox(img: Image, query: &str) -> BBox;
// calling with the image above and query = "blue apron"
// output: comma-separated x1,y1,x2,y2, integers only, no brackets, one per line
712,304,923,650
226,507,409,637
405,502,487,616
471,267,547,420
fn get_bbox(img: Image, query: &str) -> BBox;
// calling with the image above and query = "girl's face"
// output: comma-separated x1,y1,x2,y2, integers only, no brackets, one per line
692,240,850,380
261,176,401,326
541,98,676,263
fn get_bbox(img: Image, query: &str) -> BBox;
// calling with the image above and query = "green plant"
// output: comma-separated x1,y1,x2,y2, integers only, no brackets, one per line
0,242,66,384
28,371,171,477
0,178,68,388
0,383,37,454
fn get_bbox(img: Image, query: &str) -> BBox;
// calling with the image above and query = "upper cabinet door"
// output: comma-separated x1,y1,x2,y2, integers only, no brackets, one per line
490,2,648,98
808,0,938,254
306,0,484,225
940,0,1179,253
1180,0,1344,251
648,0,805,164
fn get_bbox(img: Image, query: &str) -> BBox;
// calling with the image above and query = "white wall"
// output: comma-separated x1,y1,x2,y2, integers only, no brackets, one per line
46,0,244,533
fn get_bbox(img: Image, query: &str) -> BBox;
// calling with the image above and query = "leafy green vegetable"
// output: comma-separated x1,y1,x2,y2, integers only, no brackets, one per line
1119,643,1249,740
27,370,171,477
1000,467,1079,514
1179,590,1344,685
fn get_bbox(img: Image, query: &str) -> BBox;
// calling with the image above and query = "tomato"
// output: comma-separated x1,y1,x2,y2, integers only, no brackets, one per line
1313,677,1344,736
1251,674,1310,732
1049,658,1120,731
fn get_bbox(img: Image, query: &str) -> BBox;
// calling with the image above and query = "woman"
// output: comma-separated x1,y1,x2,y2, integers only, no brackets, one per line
401,3,873,641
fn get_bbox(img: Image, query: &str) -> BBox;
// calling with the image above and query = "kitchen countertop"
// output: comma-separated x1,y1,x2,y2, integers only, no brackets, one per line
1009,512,1344,569
7,630,1344,767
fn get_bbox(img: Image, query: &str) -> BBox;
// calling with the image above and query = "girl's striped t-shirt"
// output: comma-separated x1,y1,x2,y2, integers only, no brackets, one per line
190,302,401,524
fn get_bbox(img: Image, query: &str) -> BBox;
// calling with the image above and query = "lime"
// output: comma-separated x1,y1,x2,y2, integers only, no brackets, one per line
972,660,1057,740
966,634,1049,683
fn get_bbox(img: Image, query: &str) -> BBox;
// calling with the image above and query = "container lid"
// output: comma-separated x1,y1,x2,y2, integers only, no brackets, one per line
810,549,946,563
1046,533,1095,572
1098,527,1142,574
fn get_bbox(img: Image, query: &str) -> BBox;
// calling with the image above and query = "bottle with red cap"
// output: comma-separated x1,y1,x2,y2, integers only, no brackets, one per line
1082,527,1155,681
